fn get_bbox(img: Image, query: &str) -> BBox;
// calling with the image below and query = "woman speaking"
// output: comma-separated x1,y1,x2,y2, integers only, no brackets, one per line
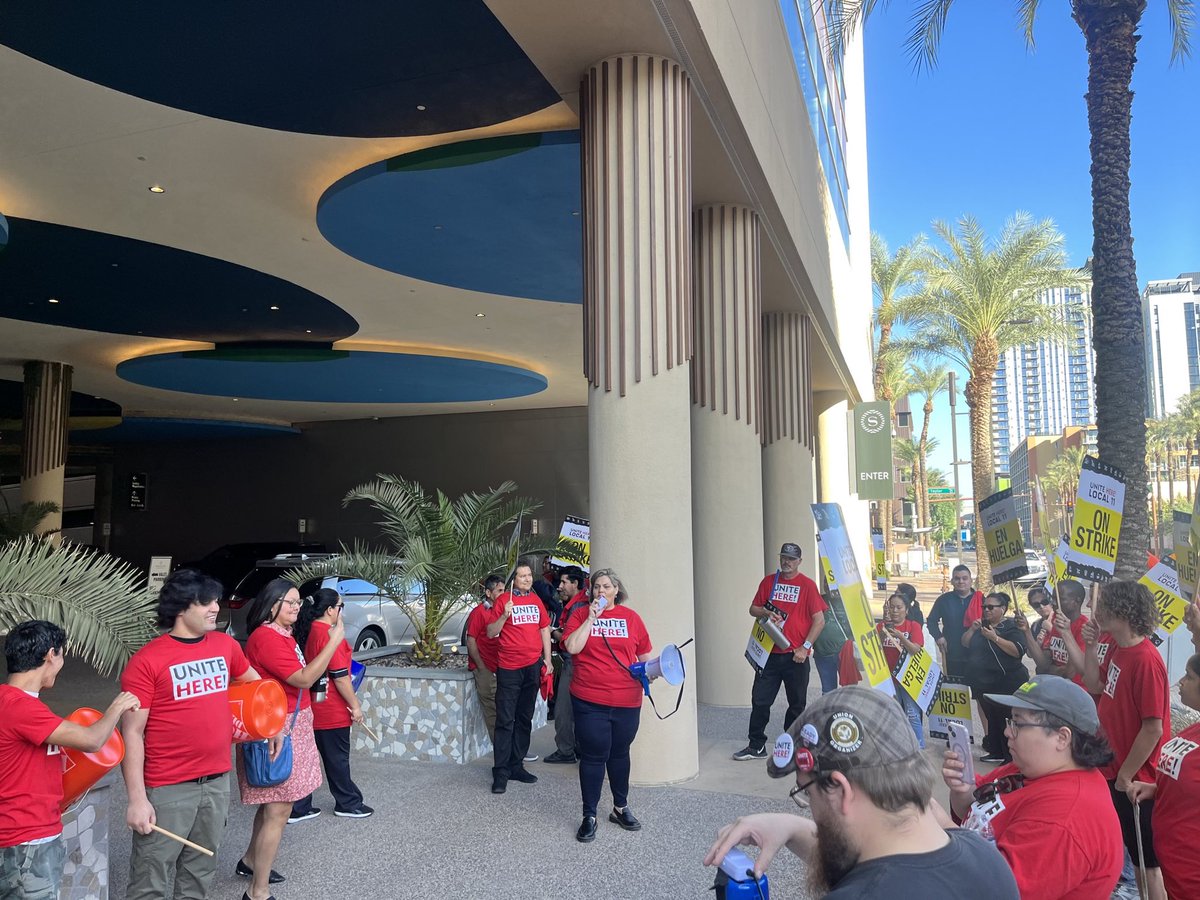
561,568,652,844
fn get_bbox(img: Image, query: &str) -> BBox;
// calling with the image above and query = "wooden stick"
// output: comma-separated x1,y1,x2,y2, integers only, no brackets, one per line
357,720,380,743
150,824,214,857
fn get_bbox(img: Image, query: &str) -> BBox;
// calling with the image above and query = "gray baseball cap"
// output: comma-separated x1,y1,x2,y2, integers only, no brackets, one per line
985,674,1100,736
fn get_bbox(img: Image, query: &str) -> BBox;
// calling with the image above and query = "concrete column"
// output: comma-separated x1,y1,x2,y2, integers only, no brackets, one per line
581,54,698,784
814,391,872,588
762,314,817,581
690,204,763,707
20,361,72,544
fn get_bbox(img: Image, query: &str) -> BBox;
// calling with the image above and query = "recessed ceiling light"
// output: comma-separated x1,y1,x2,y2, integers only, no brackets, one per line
305,329,312,334
433,225,443,230
269,305,280,311
232,398,239,402
48,297,59,304
475,313,486,318
148,185,165,194
416,104,426,111
571,211,580,216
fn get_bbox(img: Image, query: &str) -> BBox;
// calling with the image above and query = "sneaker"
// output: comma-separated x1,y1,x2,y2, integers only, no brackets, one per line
333,805,374,818
544,750,578,764
523,752,539,762
732,745,767,761
510,768,538,784
286,808,321,824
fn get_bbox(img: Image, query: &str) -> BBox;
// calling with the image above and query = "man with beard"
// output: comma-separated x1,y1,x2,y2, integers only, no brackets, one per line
705,685,1017,898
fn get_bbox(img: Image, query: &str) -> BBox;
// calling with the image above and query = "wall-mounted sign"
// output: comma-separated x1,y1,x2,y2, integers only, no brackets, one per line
129,473,148,510
852,401,893,501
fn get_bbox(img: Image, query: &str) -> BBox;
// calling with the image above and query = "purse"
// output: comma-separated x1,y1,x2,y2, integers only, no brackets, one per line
242,703,301,788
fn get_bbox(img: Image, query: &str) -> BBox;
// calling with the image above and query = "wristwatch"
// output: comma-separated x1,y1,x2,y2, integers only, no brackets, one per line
802,640,813,650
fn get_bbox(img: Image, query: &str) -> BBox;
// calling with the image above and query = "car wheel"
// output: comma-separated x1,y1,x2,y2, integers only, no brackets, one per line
354,628,385,652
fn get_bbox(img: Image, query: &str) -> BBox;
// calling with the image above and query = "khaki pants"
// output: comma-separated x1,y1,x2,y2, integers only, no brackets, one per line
126,774,229,900
0,837,64,900
473,666,497,741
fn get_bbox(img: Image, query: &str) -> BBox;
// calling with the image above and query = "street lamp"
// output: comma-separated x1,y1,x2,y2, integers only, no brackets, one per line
947,372,973,559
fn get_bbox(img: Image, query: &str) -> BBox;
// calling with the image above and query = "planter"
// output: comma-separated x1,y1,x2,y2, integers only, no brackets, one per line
60,771,116,899
352,647,547,763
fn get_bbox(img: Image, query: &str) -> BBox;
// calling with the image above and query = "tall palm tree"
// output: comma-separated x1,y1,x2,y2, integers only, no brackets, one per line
908,214,1085,587
909,362,949,544
831,2,1192,579
877,349,915,562
1178,388,1200,501
871,232,927,397
1147,417,1168,553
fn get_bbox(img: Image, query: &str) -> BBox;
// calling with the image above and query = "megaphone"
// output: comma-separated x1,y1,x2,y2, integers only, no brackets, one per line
629,643,687,696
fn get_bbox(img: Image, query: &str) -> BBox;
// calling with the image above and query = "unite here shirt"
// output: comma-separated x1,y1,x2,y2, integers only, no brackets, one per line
465,602,500,672
751,572,827,653
1152,720,1200,899
120,632,251,788
564,603,652,708
0,686,65,847
305,621,354,731
1096,638,1170,783
486,591,549,669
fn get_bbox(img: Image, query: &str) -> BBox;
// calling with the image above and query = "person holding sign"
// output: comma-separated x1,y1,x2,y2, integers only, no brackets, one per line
963,592,1028,765
1,622,140,899
733,543,826,761
941,675,1123,898
876,594,926,748
1079,581,1170,900
561,568,653,843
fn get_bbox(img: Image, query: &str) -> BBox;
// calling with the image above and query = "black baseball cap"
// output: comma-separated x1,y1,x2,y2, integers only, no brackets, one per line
779,543,802,559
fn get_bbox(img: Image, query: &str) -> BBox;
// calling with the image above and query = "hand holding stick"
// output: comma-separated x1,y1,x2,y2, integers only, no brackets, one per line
149,824,214,857
357,720,380,743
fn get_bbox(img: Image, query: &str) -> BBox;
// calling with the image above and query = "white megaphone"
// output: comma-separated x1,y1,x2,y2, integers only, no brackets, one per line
629,643,687,696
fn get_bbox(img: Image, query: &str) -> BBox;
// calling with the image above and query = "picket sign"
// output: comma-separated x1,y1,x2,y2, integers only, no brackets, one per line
928,681,974,742
1066,457,1126,583
892,647,943,713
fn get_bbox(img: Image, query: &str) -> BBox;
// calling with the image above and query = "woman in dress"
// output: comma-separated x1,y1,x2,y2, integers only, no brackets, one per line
561,568,653,843
236,579,343,900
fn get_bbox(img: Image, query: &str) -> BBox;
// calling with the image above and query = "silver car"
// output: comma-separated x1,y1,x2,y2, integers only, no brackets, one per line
219,555,468,653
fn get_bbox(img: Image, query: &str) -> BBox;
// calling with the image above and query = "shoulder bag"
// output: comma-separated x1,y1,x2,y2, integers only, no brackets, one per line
242,702,301,788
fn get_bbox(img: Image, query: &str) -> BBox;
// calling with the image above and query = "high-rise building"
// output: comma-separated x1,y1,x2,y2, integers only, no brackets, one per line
992,287,1095,474
1143,273,1200,419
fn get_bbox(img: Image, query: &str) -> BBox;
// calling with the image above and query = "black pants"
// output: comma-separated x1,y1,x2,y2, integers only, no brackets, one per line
291,726,363,815
748,653,810,748
493,661,542,781
573,696,641,818
978,694,1012,760
1109,781,1159,868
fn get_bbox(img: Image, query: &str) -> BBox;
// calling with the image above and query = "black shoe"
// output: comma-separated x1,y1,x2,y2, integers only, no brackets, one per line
286,808,321,824
241,893,276,900
491,778,507,794
609,807,642,831
732,744,767,761
544,750,578,764
510,768,538,784
576,816,597,843
235,861,285,884
334,805,374,818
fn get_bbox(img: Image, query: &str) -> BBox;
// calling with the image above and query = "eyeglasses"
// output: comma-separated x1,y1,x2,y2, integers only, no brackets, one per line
334,603,345,610
972,773,1025,804
1005,717,1046,734
281,598,302,608
788,781,815,808
983,604,1006,611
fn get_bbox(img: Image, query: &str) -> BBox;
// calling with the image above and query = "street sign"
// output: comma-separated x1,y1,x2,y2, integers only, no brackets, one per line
928,487,955,495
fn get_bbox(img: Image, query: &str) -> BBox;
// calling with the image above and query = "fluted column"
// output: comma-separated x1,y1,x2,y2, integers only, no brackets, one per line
20,361,72,544
691,204,764,706
762,314,818,579
581,54,698,784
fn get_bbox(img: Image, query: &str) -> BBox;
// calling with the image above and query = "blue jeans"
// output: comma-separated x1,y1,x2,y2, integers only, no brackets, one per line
896,686,925,749
572,696,641,818
813,653,840,694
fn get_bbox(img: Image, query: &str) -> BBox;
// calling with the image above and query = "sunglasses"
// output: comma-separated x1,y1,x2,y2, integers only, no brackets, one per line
1033,599,1053,607
972,773,1025,804
983,604,1006,611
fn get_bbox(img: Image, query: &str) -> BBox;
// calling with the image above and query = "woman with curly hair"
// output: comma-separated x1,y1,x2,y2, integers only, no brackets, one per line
1081,580,1170,900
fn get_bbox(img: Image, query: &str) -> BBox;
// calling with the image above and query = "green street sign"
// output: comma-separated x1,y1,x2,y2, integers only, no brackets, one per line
928,488,955,495
852,401,893,500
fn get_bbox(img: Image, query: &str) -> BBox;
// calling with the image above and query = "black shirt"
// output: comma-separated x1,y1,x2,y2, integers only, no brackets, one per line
965,619,1027,691
927,590,976,668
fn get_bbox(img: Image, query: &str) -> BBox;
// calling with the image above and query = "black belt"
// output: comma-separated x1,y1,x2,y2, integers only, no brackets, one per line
187,772,224,784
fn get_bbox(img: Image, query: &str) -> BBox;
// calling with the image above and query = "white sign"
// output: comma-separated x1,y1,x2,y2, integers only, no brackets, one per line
148,556,172,596
928,681,974,742
549,515,590,573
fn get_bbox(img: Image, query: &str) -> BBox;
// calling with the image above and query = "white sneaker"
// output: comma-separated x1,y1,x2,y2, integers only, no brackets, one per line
523,752,539,762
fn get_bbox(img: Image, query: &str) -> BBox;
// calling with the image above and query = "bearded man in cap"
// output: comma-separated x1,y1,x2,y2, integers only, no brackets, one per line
733,542,826,761
708,685,1017,897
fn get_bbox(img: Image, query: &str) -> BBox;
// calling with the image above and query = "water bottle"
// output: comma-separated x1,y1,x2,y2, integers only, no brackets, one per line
313,673,328,703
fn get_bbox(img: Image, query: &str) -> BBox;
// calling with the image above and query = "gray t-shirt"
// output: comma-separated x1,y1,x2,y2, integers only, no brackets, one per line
823,829,1018,899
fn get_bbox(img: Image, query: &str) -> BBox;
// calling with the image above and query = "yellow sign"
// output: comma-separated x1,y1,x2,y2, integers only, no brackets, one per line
745,618,775,671
894,647,942,712
1034,476,1055,556
980,489,1027,583
928,681,973,741
812,503,894,697
1139,559,1188,638
1067,457,1125,582
549,515,591,572
871,528,886,582
1175,512,1197,602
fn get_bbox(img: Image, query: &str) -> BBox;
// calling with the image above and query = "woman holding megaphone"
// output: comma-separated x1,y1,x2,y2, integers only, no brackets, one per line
561,568,653,844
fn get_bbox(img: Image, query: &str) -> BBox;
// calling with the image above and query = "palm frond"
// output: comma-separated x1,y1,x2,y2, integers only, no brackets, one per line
1017,0,1040,48
0,538,158,676
1167,0,1194,62
904,0,957,71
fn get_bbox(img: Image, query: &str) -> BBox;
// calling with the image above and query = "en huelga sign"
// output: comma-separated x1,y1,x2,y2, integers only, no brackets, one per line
979,488,1027,584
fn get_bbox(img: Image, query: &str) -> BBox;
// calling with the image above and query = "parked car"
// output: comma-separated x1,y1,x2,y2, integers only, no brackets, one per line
218,554,470,653
1012,549,1049,586
180,541,328,598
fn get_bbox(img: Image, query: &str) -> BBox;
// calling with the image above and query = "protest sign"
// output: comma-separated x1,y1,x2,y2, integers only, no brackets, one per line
817,534,837,593
980,489,1028,584
549,515,590,572
744,618,775,671
893,647,943,713
1139,557,1188,644
1034,476,1055,556
812,503,894,697
1067,457,1125,582
1175,511,1197,602
871,528,886,584
928,681,974,742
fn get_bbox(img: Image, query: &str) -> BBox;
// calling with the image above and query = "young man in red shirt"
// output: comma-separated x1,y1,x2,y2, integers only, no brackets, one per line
466,575,505,742
485,559,551,794
1080,580,1170,900
733,542,826,761
120,569,266,900
1,621,140,899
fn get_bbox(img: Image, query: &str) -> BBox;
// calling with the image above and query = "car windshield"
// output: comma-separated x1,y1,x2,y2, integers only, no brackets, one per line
233,567,295,598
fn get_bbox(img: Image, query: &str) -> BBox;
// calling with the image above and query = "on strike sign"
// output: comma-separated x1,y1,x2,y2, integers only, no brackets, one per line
1067,457,1126,583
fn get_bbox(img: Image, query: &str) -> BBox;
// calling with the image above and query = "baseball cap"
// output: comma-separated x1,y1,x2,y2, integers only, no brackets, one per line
984,675,1100,736
767,685,921,779
779,542,802,559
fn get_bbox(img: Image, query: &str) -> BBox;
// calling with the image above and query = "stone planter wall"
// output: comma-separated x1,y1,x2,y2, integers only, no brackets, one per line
352,650,547,763
60,771,115,899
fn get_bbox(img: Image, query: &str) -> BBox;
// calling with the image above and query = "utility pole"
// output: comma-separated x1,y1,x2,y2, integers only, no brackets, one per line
949,371,962,559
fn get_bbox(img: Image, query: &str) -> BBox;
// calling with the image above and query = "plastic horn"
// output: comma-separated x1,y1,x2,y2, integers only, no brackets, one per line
150,824,214,857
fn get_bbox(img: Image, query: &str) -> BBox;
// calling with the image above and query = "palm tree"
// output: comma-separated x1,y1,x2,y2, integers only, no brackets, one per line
877,349,915,562
287,476,564,664
830,2,1193,579
0,537,158,676
1047,445,1088,537
1147,417,1167,553
907,214,1085,587
871,232,927,396
0,498,60,542
1177,389,1200,501
909,362,949,544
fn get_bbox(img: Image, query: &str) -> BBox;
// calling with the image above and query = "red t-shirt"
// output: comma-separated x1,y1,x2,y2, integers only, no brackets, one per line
246,624,311,713
1096,638,1170,782
752,572,827,653
976,763,1122,900
305,621,353,731
465,602,500,673
564,604,652,708
121,631,251,788
486,591,548,669
0,686,65,847
1152,721,1200,899
1048,615,1089,686
876,619,924,671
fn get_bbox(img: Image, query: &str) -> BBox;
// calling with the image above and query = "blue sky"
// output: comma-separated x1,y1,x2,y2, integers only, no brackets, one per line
862,3,1200,494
